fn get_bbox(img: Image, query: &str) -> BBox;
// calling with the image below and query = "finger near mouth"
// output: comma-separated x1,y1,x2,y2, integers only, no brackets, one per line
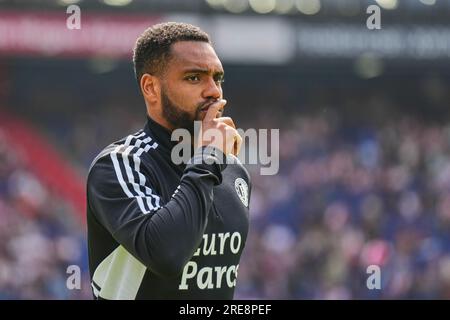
200,106,224,113
200,99,224,111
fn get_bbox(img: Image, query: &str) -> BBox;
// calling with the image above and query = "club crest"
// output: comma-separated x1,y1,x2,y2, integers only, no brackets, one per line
234,178,249,208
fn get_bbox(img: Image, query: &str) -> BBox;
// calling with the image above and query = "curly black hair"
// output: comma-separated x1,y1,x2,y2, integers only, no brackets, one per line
133,22,211,86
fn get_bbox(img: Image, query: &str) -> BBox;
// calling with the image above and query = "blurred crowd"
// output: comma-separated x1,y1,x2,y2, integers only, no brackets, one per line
237,112,450,299
0,131,90,299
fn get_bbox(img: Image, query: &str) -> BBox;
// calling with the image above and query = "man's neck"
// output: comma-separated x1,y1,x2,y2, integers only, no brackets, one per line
147,110,175,132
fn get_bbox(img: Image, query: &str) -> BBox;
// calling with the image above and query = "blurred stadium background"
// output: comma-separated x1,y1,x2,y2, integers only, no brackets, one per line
1,0,450,299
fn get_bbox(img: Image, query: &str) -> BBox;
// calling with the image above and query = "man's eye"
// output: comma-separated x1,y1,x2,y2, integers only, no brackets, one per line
186,75,200,82
215,77,225,84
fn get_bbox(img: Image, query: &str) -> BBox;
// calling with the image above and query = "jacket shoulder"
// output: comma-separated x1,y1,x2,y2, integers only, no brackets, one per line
89,131,160,170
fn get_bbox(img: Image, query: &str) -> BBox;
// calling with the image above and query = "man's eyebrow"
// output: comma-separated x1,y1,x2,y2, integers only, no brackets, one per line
183,68,224,76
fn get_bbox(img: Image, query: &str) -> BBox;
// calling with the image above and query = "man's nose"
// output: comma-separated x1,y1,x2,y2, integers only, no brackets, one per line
202,77,222,100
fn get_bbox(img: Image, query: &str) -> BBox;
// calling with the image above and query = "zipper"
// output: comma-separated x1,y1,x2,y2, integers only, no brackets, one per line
211,201,224,224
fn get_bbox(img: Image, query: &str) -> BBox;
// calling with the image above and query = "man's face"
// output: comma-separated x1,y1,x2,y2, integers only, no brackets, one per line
159,41,225,133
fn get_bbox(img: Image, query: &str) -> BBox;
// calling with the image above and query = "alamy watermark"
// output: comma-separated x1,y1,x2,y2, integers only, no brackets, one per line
66,5,81,30
366,5,381,30
171,121,279,176
366,265,381,290
66,265,81,290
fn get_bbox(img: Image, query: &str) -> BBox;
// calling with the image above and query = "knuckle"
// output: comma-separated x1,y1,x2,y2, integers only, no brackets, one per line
218,122,227,130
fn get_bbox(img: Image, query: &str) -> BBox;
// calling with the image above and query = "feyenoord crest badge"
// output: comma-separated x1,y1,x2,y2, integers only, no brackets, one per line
234,178,249,208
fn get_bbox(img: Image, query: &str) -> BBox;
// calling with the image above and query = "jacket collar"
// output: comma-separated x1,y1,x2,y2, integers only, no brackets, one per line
143,115,195,167
143,115,178,153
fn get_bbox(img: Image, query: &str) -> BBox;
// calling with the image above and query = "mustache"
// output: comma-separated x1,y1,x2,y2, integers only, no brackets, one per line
197,99,220,111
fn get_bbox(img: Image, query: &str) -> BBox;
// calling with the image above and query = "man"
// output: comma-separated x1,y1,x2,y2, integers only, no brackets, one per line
86,22,251,299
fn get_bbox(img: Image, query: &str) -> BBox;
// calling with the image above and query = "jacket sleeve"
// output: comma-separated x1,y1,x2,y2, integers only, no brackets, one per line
87,146,226,278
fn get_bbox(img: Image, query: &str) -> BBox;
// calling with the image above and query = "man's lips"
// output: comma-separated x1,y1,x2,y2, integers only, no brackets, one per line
200,101,215,111
200,107,224,115
200,103,223,113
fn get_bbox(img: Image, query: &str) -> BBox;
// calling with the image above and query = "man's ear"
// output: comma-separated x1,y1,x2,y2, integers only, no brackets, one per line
140,73,160,104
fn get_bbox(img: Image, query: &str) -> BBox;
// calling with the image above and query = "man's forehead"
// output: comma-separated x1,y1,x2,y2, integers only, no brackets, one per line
170,41,223,72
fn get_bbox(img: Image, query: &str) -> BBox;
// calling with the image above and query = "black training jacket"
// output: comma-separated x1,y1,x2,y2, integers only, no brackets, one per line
86,116,251,299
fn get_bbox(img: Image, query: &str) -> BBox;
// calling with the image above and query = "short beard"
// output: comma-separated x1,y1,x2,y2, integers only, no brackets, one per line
161,89,203,136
